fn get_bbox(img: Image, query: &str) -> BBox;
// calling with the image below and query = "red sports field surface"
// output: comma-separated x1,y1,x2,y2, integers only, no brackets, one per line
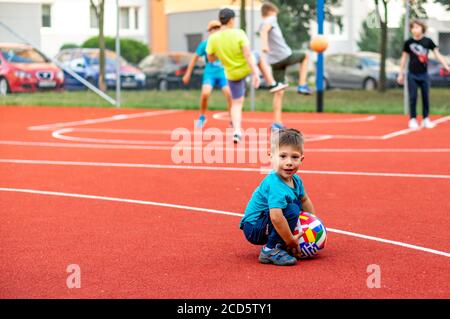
0,106,449,299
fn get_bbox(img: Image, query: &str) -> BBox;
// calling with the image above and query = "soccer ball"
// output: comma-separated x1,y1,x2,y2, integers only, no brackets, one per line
293,212,327,258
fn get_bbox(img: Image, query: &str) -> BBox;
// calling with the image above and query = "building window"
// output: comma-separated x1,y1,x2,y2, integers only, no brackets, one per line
120,7,130,29
134,8,139,29
90,5,99,28
42,4,51,27
186,34,203,53
328,16,343,35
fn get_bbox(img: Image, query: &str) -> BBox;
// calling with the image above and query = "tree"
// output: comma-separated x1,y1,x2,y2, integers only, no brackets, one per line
240,0,246,31
374,0,389,92
358,12,405,59
230,0,247,31
434,0,450,11
389,20,405,60
358,12,381,54
82,36,149,65
271,0,342,49
90,0,106,92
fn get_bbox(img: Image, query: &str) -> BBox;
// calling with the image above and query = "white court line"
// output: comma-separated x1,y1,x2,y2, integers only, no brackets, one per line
212,112,377,124
304,134,333,142
2,140,450,153
381,127,419,140
54,128,178,135
28,109,182,131
49,114,450,144
46,127,428,145
1,159,450,179
60,127,374,140
51,128,331,145
0,187,449,258
381,116,450,140
432,115,450,125
52,128,179,145
212,112,449,141
304,148,450,153
328,135,382,140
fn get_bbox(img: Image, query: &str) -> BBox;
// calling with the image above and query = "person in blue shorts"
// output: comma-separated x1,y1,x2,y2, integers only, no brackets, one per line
240,128,318,266
183,20,232,128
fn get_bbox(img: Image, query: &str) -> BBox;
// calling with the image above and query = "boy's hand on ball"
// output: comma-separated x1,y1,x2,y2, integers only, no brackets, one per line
287,233,302,256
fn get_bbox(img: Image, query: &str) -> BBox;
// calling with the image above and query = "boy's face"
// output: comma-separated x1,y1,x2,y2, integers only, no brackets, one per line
411,23,424,37
271,145,304,182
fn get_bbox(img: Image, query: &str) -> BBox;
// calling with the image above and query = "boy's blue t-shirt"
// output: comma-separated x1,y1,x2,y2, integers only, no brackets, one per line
196,40,226,78
240,171,306,228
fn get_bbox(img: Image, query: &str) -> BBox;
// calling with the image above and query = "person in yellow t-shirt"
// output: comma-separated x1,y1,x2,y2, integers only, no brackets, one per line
206,8,287,143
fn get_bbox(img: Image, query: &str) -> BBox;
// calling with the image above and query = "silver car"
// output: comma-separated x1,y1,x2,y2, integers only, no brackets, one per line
324,52,399,90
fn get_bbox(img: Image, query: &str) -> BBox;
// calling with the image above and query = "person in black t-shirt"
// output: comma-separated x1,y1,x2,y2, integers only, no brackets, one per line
397,20,449,129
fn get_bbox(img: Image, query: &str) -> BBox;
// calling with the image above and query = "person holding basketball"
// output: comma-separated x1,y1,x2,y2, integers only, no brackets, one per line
397,20,450,129
240,128,317,266
183,20,232,129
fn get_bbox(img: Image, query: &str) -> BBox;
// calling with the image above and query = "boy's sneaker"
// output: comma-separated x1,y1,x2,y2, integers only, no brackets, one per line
196,115,207,128
269,82,289,93
408,118,419,130
259,244,297,266
233,132,242,144
271,122,285,131
422,118,436,129
297,84,313,95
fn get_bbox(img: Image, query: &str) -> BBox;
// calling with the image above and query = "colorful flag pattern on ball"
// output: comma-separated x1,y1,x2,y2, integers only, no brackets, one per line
293,212,327,258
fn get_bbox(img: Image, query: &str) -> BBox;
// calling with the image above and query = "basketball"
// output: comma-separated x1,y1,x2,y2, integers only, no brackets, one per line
310,35,328,53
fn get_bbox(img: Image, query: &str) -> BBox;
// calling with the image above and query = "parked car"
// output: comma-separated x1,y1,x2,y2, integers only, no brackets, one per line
428,56,450,88
324,52,399,90
139,52,204,90
0,42,64,96
55,48,146,90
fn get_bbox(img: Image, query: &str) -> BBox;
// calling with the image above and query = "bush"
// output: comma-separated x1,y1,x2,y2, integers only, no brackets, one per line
60,43,80,51
81,36,150,65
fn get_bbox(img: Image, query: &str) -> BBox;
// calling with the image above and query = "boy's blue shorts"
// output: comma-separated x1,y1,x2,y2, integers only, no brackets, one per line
202,75,228,89
228,78,247,100
227,51,261,100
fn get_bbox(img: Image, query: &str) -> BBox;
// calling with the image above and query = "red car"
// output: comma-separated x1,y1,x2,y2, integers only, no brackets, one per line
0,43,64,95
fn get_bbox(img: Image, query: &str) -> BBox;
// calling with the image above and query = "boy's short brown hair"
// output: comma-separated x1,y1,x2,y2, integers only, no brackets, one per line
410,20,427,33
261,2,279,17
271,128,304,153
